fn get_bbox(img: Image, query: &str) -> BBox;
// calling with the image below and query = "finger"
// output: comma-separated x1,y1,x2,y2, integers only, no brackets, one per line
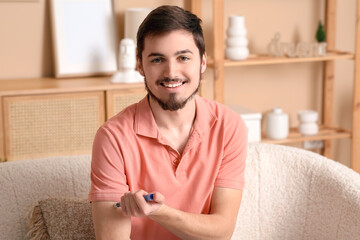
133,190,148,214
120,193,129,216
129,193,142,216
153,192,165,204
123,192,134,216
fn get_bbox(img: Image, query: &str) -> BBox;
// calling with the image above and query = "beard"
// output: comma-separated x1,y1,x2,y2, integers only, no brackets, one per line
144,76,200,111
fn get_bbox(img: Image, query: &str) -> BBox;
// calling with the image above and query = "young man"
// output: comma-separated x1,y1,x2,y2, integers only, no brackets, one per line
89,5,247,240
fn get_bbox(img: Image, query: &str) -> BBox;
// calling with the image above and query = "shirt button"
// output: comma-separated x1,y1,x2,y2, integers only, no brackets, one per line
173,159,179,165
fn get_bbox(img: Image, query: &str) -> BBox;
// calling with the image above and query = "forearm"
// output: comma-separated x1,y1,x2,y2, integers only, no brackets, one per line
119,188,242,240
149,204,235,240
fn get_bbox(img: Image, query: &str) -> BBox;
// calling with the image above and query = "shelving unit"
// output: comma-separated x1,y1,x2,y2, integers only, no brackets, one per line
206,0,360,172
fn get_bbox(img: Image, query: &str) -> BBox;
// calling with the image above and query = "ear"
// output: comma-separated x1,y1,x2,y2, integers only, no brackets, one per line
201,53,207,73
137,58,145,76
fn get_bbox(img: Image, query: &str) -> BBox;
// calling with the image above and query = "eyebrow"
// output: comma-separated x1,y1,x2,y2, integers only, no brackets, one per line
147,49,193,58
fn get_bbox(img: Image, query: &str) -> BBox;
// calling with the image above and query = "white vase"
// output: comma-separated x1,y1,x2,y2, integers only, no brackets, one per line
225,47,249,61
226,37,248,48
226,27,247,37
229,15,245,29
265,108,289,139
298,110,319,135
225,15,249,60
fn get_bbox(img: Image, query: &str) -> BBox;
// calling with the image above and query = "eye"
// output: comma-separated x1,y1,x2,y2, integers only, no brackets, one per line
179,56,190,61
151,58,163,63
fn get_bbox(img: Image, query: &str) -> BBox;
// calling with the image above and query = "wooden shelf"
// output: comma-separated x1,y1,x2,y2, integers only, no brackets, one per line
0,77,145,96
261,125,351,144
207,50,354,67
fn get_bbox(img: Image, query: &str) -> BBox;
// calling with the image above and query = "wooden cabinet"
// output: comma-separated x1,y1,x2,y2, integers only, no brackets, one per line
0,77,146,161
3,92,105,161
207,0,360,171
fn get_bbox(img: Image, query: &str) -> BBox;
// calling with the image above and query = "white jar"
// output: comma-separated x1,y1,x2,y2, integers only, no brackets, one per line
265,108,289,139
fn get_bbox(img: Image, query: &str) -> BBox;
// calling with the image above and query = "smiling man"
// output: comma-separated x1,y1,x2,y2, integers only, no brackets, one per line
89,5,247,240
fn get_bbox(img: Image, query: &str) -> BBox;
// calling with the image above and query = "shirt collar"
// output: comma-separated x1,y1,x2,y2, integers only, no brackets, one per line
134,95,217,139
134,95,158,138
192,95,217,139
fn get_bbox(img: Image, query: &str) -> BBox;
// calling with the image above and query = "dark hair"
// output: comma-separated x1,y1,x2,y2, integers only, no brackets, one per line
136,5,205,60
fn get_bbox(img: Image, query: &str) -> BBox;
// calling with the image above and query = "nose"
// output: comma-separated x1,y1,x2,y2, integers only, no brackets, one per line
163,59,178,79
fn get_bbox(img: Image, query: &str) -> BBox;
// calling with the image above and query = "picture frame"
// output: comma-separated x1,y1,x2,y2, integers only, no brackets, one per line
50,0,118,78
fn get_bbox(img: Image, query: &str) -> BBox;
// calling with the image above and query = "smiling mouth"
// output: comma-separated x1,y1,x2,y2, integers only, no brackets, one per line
161,82,185,88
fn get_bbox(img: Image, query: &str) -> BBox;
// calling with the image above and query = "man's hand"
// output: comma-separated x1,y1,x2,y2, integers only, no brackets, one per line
120,190,165,217
148,187,242,240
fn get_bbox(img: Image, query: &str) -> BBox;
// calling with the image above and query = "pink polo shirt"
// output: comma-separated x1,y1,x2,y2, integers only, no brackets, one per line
89,95,247,240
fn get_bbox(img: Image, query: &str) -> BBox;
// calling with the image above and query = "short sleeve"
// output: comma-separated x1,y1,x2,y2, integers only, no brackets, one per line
214,113,247,190
88,127,129,202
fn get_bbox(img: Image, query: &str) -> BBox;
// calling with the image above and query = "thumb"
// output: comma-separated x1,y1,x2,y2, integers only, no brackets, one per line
152,192,165,204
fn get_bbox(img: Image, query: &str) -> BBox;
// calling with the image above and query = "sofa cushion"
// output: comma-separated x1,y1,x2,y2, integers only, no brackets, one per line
27,198,95,240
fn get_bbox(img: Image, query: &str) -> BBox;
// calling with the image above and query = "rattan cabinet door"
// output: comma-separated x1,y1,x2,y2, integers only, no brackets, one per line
106,88,147,119
3,92,105,161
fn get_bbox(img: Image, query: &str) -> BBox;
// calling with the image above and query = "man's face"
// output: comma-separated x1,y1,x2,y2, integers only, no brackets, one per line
138,30,206,111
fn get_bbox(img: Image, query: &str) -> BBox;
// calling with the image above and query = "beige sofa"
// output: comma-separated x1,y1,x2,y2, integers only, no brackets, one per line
1,143,360,240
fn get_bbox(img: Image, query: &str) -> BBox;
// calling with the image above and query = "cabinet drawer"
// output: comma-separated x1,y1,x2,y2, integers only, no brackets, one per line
3,92,105,161
106,88,147,119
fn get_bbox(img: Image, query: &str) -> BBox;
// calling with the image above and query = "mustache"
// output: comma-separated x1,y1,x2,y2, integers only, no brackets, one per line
155,77,189,85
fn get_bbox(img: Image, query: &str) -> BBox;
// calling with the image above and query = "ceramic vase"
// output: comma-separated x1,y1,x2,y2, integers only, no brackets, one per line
298,110,319,135
225,15,249,60
265,108,289,139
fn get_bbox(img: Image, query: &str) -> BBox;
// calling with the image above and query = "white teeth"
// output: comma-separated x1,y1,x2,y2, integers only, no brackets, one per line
163,82,183,88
